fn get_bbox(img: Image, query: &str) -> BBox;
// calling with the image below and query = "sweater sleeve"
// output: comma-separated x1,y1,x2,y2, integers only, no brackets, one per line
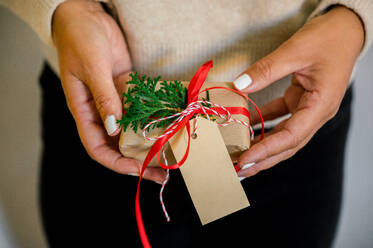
0,0,109,47
308,0,373,57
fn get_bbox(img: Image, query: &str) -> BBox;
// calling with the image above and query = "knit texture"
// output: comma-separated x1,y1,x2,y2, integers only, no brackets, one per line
112,0,373,106
309,0,373,56
1,0,372,107
0,0,108,46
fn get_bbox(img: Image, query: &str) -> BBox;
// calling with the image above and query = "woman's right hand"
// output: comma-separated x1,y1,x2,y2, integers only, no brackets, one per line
52,0,166,183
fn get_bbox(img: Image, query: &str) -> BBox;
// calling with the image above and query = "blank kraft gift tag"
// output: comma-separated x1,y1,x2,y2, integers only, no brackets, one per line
169,117,249,225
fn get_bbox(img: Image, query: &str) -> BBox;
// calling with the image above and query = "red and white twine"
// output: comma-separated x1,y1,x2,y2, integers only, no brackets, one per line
159,148,170,222
142,100,254,222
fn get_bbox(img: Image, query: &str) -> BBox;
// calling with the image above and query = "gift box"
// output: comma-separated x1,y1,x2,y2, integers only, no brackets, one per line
119,81,251,166
118,61,265,248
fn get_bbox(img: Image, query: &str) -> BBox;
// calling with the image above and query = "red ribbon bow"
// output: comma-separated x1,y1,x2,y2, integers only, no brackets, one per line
135,61,264,247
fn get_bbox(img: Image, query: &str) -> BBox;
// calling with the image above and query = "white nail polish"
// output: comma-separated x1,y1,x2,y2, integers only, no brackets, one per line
241,162,255,170
104,115,118,135
233,74,252,90
128,173,139,177
238,176,246,181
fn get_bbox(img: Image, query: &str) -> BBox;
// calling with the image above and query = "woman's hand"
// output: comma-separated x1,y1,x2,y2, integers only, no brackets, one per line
235,6,364,179
52,0,166,183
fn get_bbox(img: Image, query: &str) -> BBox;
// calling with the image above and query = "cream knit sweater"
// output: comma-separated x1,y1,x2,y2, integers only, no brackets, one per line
1,0,373,107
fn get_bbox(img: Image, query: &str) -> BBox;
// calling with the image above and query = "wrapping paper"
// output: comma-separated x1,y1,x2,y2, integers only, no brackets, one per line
119,81,251,166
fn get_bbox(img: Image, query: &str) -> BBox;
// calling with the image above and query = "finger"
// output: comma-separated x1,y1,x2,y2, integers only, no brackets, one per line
233,42,303,93
113,71,132,96
250,97,290,126
251,119,288,145
238,149,294,178
60,72,99,123
142,167,168,184
238,97,323,168
84,65,123,136
76,110,167,183
92,143,167,183
62,73,166,184
238,129,313,178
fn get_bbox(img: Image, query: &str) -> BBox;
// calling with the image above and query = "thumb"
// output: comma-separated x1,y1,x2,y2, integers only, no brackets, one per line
87,70,123,136
233,43,301,93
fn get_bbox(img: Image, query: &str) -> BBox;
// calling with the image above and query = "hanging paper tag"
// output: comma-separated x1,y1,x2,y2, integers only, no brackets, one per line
169,116,249,225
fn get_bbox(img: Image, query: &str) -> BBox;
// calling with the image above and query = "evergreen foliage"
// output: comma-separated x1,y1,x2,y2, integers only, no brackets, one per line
118,73,187,132
118,73,211,133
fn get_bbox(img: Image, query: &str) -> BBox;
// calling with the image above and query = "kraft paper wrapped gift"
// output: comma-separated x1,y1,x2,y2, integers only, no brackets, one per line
119,81,251,167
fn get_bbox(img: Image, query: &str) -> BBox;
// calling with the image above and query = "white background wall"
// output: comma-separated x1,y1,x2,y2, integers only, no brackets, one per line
0,6,372,248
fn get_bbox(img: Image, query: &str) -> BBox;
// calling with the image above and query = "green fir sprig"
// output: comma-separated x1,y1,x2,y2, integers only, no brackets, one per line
118,72,211,133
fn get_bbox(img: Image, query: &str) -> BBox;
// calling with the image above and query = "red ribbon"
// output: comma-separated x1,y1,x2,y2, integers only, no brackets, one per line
135,61,264,247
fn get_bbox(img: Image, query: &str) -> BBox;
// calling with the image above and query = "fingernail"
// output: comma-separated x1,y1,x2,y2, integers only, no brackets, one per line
233,73,252,90
241,162,255,170
104,115,118,135
237,162,256,177
238,176,246,181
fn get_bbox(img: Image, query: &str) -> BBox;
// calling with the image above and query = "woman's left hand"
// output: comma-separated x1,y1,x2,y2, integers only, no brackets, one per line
235,6,364,179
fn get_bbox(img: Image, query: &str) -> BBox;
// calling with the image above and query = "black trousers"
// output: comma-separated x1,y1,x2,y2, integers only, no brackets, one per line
39,63,352,248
